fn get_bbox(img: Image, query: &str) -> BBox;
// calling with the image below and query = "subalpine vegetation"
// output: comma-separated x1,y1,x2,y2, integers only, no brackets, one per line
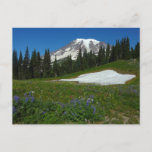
13,37,140,80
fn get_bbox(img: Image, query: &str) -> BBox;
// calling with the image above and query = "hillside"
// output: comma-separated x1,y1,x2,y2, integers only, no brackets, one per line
44,59,139,85
13,60,139,124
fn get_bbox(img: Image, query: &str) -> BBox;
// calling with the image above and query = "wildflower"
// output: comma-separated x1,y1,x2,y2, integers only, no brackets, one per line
70,99,80,104
90,95,94,99
42,112,46,115
91,106,96,114
72,112,76,116
13,96,19,103
24,93,27,97
31,96,34,102
29,91,32,97
31,91,35,94
86,98,91,106
64,111,67,115
25,97,29,103
132,89,137,94
13,106,16,113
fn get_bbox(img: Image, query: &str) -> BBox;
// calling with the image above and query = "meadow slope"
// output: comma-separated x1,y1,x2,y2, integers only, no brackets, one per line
13,60,139,124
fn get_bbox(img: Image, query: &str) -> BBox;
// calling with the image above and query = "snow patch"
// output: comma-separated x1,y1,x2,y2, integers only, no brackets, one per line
75,38,100,51
59,70,136,85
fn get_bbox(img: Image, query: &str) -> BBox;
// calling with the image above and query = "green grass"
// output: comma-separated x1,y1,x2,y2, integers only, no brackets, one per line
13,59,140,124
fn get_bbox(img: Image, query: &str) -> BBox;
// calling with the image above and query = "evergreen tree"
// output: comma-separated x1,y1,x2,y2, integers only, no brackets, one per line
23,47,30,79
88,50,96,68
131,47,135,59
66,55,73,73
83,49,89,69
53,56,59,77
43,49,51,77
134,42,140,59
29,49,37,78
126,37,130,59
101,47,106,65
106,44,110,63
97,47,102,66
77,49,83,70
13,49,18,79
35,51,41,78
18,51,23,79
109,46,115,62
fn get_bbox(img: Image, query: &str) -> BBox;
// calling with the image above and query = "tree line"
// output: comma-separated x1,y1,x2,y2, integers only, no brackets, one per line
13,37,140,80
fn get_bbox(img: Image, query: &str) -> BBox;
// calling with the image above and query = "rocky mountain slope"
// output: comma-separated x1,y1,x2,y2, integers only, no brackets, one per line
50,38,107,62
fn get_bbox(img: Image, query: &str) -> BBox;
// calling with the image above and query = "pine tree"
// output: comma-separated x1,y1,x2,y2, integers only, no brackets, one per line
126,37,130,59
83,49,89,69
53,56,59,77
101,47,106,65
66,55,73,73
43,49,51,77
35,51,41,78
77,49,83,70
29,49,37,78
106,44,110,63
88,50,96,68
18,51,23,79
97,47,102,66
134,42,140,60
109,46,115,62
131,47,134,59
13,49,18,79
23,47,30,79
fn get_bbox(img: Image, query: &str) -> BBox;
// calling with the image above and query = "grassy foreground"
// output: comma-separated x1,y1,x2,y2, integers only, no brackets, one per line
13,60,140,124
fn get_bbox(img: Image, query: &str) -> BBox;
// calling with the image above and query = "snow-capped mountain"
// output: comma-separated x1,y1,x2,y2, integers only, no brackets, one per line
50,38,107,62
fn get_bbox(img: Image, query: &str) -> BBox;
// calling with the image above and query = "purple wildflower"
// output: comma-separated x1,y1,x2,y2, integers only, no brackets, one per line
72,112,75,116
13,106,16,113
13,96,19,103
64,111,67,115
132,89,137,94
91,106,96,114
25,97,29,103
24,93,27,97
31,96,34,102
70,99,80,104
90,95,94,99
42,112,46,115
29,91,32,97
86,98,91,106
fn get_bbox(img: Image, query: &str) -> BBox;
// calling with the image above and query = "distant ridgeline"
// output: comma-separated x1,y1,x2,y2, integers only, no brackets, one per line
13,37,140,80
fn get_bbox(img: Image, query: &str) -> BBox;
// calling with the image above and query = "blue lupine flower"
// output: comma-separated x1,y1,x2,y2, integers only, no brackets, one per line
90,95,94,99
24,93,27,97
91,106,96,114
86,98,91,106
70,99,80,104
29,91,32,97
72,112,76,116
61,103,64,108
64,111,67,115
13,106,16,113
132,89,137,94
25,97,29,103
31,96,34,102
42,112,46,115
14,96,19,103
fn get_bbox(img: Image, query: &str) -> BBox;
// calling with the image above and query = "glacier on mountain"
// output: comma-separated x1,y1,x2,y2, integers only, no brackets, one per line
50,38,107,62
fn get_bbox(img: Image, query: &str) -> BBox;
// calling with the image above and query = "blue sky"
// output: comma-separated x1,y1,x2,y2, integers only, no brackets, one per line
13,28,140,57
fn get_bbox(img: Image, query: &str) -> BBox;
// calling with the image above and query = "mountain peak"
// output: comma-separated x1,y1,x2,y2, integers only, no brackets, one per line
50,38,107,62
75,38,100,44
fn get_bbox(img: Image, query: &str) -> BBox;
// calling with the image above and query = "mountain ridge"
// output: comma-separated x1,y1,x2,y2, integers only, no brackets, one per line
50,38,107,62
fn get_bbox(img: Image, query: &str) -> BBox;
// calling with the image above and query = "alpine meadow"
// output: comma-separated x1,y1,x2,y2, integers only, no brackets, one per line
13,28,140,124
